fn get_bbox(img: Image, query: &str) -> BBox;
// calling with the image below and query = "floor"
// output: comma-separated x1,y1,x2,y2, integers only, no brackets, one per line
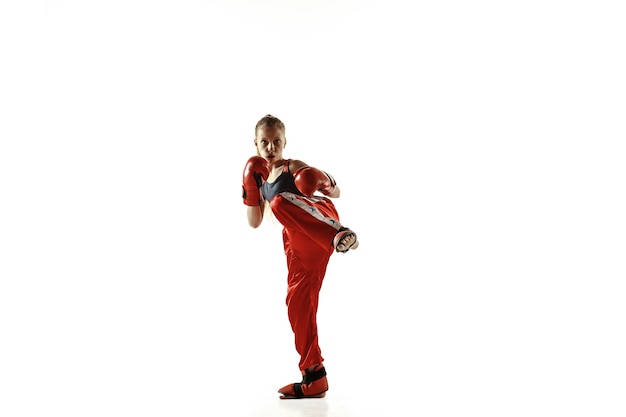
243,394,375,417
219,366,398,417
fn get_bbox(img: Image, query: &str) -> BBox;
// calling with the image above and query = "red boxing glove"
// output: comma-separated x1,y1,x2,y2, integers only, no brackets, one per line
242,156,270,206
293,166,336,197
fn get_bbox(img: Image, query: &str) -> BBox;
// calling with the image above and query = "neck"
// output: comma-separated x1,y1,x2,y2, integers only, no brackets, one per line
270,158,286,170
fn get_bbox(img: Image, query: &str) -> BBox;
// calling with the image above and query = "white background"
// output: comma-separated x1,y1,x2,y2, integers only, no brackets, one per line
1,1,625,416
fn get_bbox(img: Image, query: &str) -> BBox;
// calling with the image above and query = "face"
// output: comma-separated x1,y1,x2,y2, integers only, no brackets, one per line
255,126,286,163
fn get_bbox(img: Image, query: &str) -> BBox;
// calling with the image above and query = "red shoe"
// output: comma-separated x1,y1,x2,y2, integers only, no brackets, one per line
278,364,328,399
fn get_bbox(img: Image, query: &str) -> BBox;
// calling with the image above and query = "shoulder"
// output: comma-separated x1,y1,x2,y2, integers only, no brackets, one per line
288,159,308,173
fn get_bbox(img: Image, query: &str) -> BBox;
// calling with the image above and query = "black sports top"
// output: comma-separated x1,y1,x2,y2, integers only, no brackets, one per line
261,160,302,202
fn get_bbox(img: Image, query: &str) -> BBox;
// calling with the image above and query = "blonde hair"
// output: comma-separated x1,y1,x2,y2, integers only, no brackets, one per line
255,114,285,137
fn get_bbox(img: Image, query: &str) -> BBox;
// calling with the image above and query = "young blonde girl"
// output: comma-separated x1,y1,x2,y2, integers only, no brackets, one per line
242,114,358,399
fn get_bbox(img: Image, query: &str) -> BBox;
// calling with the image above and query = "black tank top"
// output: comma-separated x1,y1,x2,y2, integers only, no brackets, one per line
261,160,302,202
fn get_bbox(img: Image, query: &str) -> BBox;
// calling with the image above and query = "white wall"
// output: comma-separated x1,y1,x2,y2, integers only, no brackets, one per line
1,1,625,416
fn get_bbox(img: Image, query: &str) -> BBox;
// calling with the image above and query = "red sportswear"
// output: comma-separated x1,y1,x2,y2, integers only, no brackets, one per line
261,160,343,370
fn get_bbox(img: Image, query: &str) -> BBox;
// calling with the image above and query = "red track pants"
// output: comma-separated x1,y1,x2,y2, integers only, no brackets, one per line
270,192,343,371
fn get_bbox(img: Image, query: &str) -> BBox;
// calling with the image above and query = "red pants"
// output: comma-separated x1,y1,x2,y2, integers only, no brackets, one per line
270,192,342,370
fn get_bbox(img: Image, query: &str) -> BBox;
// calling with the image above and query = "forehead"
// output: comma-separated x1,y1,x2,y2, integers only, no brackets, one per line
256,126,285,140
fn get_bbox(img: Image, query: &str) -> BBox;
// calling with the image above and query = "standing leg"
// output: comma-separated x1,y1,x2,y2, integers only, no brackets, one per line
278,228,332,398
283,228,332,370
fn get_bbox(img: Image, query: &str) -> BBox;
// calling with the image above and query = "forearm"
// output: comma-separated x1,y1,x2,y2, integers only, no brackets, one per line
327,185,340,198
247,204,264,228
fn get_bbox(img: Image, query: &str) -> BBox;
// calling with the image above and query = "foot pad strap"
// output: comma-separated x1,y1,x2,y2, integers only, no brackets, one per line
302,367,327,384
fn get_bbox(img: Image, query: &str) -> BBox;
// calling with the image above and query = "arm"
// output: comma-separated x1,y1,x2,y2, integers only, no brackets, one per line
247,201,265,228
326,184,341,198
